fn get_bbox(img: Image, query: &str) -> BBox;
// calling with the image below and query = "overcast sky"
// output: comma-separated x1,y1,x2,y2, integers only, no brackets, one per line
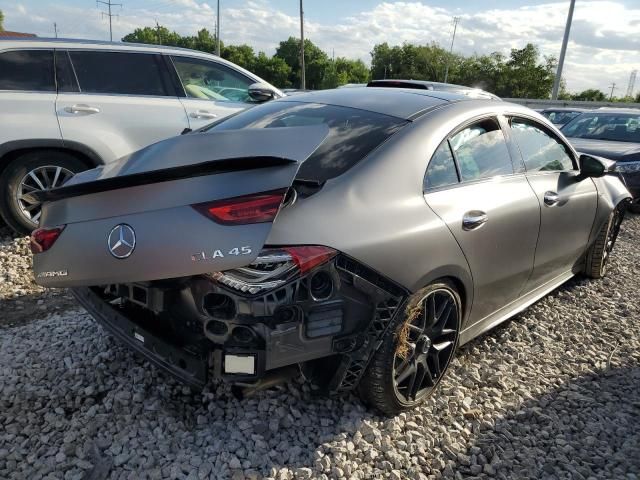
2,0,639,95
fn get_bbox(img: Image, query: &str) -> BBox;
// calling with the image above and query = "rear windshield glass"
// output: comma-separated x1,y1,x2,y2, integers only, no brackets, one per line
203,101,407,181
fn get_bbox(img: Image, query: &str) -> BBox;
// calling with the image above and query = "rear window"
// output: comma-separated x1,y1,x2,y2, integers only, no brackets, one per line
0,50,55,91
68,51,170,96
204,101,407,181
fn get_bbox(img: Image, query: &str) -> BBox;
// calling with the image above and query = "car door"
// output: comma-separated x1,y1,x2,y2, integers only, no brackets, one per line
423,116,540,325
169,55,256,130
508,116,598,290
55,49,190,164
0,49,61,146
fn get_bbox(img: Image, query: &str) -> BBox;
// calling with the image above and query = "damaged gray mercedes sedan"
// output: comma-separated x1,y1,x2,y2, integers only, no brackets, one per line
30,87,631,414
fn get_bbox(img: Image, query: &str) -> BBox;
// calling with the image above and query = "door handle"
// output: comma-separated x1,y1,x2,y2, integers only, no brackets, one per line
462,210,488,231
65,104,100,114
544,191,560,206
190,110,217,119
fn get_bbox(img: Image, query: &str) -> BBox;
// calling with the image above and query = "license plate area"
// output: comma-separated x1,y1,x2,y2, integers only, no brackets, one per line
224,354,256,375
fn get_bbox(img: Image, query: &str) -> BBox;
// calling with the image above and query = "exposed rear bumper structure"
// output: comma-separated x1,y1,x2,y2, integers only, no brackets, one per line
75,255,408,393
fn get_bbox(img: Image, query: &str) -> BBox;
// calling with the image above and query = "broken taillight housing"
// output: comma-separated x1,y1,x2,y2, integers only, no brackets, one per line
30,226,65,254
209,246,337,294
192,189,287,225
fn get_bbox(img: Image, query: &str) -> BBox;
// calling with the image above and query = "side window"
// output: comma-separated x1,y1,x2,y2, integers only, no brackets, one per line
68,51,170,96
424,141,459,191
54,51,79,93
449,118,514,182
510,118,575,172
0,50,55,91
171,56,254,103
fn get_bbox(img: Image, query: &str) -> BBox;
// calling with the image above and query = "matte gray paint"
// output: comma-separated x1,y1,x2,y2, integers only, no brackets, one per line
32,91,631,344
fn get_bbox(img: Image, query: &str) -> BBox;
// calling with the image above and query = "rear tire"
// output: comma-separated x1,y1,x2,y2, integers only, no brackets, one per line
583,205,625,279
358,281,461,415
0,151,86,235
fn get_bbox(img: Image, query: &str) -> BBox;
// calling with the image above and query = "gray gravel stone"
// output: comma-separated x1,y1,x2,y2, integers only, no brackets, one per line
1,216,640,479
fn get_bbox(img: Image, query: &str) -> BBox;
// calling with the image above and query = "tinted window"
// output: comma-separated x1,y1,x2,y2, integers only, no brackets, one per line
69,51,169,96
511,119,574,172
561,113,640,143
55,51,79,93
425,141,459,190
172,56,254,103
205,101,407,181
449,119,513,181
0,50,55,91
542,110,581,125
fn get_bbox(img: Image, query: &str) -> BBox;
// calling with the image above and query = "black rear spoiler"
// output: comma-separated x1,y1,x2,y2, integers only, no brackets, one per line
33,156,295,203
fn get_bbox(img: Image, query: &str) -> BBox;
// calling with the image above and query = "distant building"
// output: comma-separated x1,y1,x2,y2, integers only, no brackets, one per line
0,31,37,38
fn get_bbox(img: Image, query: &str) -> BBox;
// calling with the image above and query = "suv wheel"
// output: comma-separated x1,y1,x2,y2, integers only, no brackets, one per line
358,281,461,415
0,151,87,235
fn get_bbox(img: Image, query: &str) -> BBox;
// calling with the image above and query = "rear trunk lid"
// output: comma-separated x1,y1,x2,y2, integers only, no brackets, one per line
32,125,328,288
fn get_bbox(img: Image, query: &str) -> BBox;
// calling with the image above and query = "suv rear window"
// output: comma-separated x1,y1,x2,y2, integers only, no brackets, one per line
0,50,55,91
203,101,407,181
68,51,170,96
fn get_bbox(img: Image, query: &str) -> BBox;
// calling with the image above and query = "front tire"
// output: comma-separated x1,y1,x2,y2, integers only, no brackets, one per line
358,281,461,415
0,151,86,235
583,204,625,279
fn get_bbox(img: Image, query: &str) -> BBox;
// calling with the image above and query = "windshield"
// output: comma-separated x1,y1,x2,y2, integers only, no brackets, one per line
561,112,640,142
542,111,582,125
203,101,407,182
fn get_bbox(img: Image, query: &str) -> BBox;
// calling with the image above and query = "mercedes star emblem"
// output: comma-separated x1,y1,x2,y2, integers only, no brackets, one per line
107,224,136,259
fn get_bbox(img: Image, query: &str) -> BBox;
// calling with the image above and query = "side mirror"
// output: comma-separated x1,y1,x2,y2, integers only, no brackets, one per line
248,83,276,103
579,154,614,178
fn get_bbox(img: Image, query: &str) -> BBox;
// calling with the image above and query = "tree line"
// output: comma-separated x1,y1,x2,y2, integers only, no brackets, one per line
124,25,640,102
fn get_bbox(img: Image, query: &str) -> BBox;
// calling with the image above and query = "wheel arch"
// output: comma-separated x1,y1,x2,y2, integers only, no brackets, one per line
0,139,103,177
411,266,473,328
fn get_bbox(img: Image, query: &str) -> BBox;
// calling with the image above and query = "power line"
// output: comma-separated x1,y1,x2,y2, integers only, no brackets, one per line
97,0,122,42
443,16,460,84
552,0,576,100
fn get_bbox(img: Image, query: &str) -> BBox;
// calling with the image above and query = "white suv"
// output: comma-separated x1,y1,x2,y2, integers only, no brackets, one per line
0,38,282,234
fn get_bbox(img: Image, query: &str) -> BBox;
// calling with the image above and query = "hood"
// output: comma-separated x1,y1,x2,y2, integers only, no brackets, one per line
566,137,640,161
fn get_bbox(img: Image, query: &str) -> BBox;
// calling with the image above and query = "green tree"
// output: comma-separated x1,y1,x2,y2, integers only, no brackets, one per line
322,57,370,88
222,44,256,70
122,26,182,46
498,44,556,98
0,10,4,31
275,37,329,89
252,52,292,88
572,89,607,101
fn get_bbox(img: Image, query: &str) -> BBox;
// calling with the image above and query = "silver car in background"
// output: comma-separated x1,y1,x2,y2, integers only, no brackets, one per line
30,88,630,414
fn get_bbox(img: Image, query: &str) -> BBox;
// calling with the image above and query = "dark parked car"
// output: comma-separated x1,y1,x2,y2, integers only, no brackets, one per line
540,107,587,127
30,88,630,414
561,109,640,211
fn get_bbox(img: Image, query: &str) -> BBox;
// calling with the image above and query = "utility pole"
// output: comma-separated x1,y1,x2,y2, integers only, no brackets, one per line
299,0,305,90
626,70,637,98
609,83,616,101
443,16,460,84
552,0,576,100
53,22,58,38
97,0,122,42
216,0,221,56
155,20,162,45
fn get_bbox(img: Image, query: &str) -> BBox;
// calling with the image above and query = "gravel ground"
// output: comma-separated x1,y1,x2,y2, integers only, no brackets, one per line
1,215,639,480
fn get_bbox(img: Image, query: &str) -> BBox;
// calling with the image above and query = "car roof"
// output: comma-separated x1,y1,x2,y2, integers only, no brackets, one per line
276,87,491,120
541,107,588,112
0,36,204,55
592,107,640,114
367,79,500,100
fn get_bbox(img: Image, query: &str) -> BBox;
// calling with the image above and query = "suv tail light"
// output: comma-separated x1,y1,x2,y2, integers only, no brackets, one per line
192,189,287,225
209,246,337,294
30,226,65,254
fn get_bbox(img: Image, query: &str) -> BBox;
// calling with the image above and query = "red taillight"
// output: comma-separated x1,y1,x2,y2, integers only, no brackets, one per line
282,246,337,274
193,189,287,225
30,226,65,254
